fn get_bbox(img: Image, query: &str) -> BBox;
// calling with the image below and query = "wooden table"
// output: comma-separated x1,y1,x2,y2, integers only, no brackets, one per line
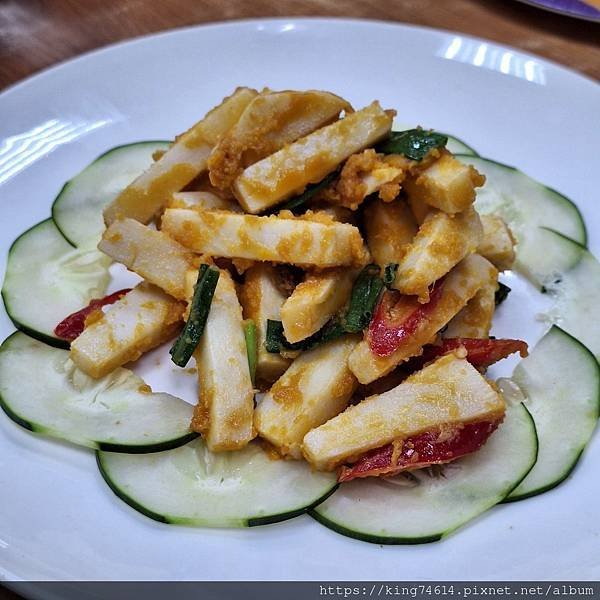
0,0,599,90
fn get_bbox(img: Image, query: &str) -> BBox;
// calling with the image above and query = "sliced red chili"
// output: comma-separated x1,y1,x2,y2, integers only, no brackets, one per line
54,289,131,342
338,417,502,483
420,337,528,369
367,278,445,357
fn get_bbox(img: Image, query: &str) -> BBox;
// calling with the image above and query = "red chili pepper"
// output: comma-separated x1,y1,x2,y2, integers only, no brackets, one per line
338,418,502,483
367,278,445,357
54,289,131,342
419,337,528,369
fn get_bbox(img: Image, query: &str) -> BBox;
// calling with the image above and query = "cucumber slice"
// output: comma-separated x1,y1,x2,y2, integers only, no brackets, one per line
97,439,338,527
518,227,585,288
531,229,600,361
0,332,196,452
507,327,599,501
1,219,111,349
52,141,170,248
444,134,478,156
458,155,587,283
310,403,537,544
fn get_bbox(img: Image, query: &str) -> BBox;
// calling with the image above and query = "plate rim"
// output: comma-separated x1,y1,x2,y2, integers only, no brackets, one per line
1,16,598,105
0,16,599,583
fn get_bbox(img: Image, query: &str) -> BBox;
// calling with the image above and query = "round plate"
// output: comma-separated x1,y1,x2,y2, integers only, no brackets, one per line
0,18,599,582
516,0,600,22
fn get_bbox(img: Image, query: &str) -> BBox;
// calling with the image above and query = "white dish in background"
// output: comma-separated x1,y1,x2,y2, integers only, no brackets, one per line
0,18,598,582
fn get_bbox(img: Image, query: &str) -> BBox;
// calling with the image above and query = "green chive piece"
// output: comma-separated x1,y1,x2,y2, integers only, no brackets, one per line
343,265,385,333
265,264,386,354
495,282,511,306
169,265,220,368
273,170,339,213
383,263,399,287
377,128,447,161
243,319,257,385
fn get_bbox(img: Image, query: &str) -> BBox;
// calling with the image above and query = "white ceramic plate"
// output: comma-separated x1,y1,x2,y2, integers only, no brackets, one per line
0,18,599,582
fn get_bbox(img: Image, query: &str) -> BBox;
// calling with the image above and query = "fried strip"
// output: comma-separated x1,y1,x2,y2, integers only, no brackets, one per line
303,353,505,471
348,254,497,384
103,87,257,225
161,208,369,268
208,89,351,189
233,102,393,214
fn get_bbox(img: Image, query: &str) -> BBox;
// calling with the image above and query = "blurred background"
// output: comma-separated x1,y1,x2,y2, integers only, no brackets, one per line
0,0,598,90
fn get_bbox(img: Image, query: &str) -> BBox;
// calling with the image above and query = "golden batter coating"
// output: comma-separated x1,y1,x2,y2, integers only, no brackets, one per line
208,90,351,190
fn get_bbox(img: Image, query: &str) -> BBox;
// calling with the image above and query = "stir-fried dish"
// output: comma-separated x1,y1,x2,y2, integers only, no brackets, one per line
1,87,598,543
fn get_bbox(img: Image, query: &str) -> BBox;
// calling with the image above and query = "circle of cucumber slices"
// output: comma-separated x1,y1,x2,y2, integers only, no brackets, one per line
0,332,197,453
97,439,338,527
1,132,599,542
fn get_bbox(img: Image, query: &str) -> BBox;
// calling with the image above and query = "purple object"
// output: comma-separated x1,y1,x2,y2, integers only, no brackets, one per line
517,0,600,21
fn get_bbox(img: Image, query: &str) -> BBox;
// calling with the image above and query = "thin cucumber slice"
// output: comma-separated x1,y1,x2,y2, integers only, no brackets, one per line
519,227,585,288
0,332,196,452
52,141,170,248
97,439,338,527
310,403,537,545
1,219,111,349
507,327,599,501
458,155,587,284
444,134,478,156
532,228,600,361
